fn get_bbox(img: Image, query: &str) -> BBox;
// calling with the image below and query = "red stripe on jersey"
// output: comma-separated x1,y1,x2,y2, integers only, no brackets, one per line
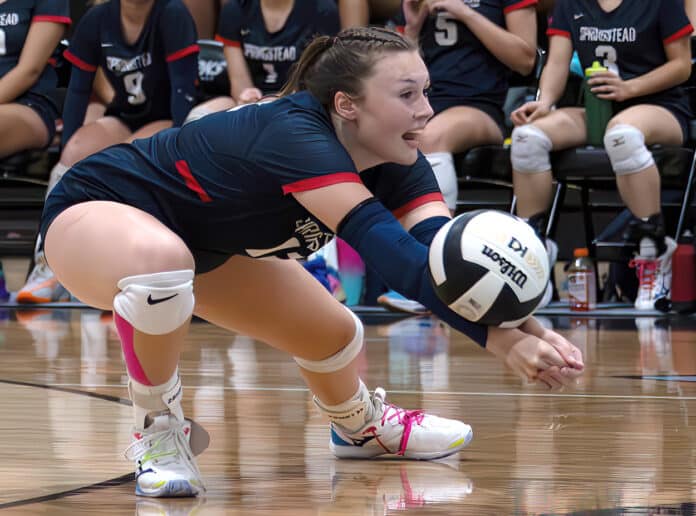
395,25,405,34
215,34,242,48
664,24,694,45
392,193,445,219
546,28,571,39
282,172,362,194
166,44,200,62
175,160,213,203
64,49,97,72
503,0,538,14
33,15,71,24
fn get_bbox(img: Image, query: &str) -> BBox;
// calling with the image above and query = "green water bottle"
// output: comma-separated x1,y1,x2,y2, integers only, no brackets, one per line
583,61,614,146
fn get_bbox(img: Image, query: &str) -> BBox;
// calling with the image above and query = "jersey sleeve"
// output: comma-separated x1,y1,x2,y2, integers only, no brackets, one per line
316,0,341,36
63,5,101,72
33,0,71,25
215,0,243,48
502,0,538,15
161,0,199,63
546,1,571,39
252,110,361,194
659,0,693,45
370,153,445,218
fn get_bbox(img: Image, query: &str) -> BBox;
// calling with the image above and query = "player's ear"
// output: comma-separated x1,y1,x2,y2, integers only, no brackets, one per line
333,91,358,121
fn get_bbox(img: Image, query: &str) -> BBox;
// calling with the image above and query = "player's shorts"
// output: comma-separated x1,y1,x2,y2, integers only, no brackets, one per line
428,96,506,137
39,173,232,275
104,104,172,133
16,90,60,146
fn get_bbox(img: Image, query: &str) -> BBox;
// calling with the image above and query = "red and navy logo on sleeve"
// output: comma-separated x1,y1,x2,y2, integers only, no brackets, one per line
395,0,537,107
0,0,70,92
215,0,339,94
64,0,197,118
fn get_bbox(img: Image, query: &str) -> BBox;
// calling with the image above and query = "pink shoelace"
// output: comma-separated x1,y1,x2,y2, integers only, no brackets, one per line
382,404,425,456
629,257,657,294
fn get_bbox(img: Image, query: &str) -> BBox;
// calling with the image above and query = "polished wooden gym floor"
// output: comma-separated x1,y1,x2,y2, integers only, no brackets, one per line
1,308,696,515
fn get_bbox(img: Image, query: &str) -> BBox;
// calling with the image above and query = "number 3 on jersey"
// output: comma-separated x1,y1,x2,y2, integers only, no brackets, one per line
124,71,146,105
595,45,619,75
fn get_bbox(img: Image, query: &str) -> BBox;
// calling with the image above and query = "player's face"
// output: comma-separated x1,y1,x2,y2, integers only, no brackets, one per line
353,50,433,165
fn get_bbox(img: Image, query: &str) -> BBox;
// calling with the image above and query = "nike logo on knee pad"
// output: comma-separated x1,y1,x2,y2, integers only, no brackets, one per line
147,293,179,305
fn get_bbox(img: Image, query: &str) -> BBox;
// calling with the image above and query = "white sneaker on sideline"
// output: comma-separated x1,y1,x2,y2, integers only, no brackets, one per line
631,237,677,311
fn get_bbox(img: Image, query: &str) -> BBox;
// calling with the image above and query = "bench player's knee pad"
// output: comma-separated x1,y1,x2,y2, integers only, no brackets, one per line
510,124,552,173
603,124,654,175
294,307,364,373
113,269,195,335
425,152,458,211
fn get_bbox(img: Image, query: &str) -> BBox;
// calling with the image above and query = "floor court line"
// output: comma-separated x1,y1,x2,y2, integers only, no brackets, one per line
43,383,696,400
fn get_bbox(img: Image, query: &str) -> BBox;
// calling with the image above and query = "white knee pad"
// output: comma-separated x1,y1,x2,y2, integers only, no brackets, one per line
294,308,364,373
113,269,195,335
183,105,213,125
425,152,458,211
510,125,552,173
603,124,655,175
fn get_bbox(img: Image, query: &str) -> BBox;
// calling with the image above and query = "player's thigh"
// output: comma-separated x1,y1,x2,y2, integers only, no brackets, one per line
61,116,131,166
127,120,173,142
0,103,49,156
193,255,356,360
419,105,503,154
608,104,683,146
530,107,587,150
44,201,194,310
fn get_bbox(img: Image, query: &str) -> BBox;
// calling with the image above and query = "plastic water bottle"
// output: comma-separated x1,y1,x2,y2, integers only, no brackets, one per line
568,248,597,311
584,61,614,146
671,230,696,313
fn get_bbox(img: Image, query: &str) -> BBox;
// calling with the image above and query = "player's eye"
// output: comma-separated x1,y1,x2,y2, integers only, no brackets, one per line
400,90,415,99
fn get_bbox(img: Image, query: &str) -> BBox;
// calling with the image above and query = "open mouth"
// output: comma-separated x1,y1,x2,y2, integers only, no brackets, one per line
402,131,421,142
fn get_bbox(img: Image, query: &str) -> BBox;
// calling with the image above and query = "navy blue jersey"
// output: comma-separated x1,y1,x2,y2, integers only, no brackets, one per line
216,0,340,94
395,0,537,107
64,0,198,118
0,0,70,93
56,92,443,263
548,0,693,113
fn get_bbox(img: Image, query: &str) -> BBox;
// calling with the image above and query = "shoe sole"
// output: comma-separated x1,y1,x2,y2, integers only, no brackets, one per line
331,425,473,460
135,479,200,498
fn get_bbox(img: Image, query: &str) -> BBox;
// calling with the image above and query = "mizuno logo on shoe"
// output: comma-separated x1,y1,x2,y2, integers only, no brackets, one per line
349,435,378,447
147,293,178,305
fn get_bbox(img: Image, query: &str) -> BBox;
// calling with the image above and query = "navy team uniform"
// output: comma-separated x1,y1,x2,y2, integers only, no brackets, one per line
42,92,444,272
62,0,198,144
395,0,537,133
0,0,71,143
548,0,693,140
215,0,340,95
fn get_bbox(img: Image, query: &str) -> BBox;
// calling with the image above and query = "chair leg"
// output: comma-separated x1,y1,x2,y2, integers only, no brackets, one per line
675,150,696,239
546,181,566,239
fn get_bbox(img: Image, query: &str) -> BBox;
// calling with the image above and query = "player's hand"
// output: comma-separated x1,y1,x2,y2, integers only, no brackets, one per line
426,0,473,20
238,87,263,105
510,100,552,126
403,0,430,37
588,71,634,102
486,325,583,389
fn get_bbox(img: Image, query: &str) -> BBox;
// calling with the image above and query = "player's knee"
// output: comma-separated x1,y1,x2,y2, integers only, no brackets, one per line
510,124,552,173
60,137,86,168
293,307,364,373
113,269,195,335
425,151,457,211
603,124,654,175
130,233,195,272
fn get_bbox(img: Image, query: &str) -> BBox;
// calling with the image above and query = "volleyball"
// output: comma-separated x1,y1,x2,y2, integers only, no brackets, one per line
428,210,550,327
